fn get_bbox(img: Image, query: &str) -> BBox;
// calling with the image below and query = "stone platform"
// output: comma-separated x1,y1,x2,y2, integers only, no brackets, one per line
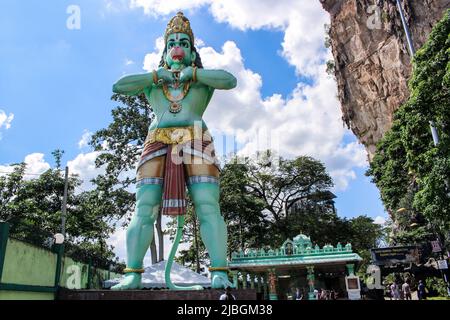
58,288,258,300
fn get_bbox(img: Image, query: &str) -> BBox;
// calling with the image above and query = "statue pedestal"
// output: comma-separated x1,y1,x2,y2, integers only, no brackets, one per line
58,288,257,300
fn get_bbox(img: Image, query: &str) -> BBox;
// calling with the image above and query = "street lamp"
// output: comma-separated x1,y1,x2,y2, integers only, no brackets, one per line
54,233,65,245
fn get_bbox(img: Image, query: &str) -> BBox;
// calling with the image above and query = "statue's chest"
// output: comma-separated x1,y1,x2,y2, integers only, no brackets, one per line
151,84,207,113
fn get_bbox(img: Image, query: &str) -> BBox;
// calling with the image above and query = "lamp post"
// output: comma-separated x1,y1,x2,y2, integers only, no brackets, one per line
61,166,69,236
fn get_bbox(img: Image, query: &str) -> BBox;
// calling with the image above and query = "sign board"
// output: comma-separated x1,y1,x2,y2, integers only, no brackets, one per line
371,246,420,266
431,241,442,253
347,278,359,290
345,276,361,300
437,259,448,270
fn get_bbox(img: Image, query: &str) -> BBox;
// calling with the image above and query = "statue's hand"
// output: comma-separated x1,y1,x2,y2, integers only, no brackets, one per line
179,66,194,83
156,67,174,83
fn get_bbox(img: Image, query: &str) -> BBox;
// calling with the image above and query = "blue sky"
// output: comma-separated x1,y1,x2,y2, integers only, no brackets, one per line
0,1,387,259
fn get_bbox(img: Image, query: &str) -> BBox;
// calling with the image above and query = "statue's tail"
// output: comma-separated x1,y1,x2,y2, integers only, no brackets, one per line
165,215,204,290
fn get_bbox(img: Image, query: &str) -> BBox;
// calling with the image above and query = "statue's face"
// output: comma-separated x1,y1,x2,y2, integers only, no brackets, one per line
164,33,195,69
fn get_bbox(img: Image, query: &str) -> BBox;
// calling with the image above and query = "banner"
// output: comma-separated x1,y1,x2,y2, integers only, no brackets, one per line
370,246,420,265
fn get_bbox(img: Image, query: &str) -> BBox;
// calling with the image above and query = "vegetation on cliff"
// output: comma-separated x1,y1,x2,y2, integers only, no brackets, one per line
367,10,450,245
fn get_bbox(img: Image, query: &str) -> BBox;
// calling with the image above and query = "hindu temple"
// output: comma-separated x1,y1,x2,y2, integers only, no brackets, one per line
228,234,363,300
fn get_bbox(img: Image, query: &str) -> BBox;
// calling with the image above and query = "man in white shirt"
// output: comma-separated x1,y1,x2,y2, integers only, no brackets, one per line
220,286,236,300
402,280,412,300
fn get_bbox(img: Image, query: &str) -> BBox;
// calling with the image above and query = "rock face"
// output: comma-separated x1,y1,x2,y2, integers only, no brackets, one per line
320,0,450,158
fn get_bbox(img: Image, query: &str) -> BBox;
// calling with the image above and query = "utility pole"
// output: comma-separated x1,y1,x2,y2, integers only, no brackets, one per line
61,166,69,236
395,0,440,144
54,166,69,295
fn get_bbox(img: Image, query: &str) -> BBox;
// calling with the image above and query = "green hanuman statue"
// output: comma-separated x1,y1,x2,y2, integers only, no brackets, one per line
111,12,237,290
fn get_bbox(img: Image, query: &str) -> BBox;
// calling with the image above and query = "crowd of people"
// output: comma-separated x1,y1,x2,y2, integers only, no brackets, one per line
387,279,427,300
291,287,339,300
221,277,431,300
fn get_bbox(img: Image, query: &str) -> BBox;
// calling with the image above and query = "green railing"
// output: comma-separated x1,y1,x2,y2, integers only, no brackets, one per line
231,234,354,261
0,222,121,300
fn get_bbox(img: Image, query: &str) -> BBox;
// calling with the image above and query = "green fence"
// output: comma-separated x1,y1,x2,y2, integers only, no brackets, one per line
0,222,122,300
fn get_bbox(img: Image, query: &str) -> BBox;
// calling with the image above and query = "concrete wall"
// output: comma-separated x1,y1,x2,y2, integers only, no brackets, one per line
0,238,121,300
59,288,258,300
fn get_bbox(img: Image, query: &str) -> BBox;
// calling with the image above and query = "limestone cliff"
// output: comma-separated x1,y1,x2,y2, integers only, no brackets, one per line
320,0,449,158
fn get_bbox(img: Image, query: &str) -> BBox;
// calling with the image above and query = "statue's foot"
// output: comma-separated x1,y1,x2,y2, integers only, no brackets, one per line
111,273,143,290
211,271,233,289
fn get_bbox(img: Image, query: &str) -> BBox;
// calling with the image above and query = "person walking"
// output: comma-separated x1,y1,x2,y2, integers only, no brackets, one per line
295,288,303,300
220,286,236,300
417,280,426,300
313,288,319,300
390,282,400,300
402,280,412,300
330,290,336,300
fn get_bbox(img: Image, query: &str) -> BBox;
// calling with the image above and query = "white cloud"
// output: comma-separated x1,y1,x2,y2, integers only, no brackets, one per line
130,0,210,16
0,153,50,179
125,58,135,66
67,151,104,192
78,130,92,149
24,153,51,176
131,0,329,77
102,0,130,14
205,42,366,190
0,109,14,140
143,36,165,71
70,132,137,192
0,110,14,130
194,38,205,48
374,216,387,225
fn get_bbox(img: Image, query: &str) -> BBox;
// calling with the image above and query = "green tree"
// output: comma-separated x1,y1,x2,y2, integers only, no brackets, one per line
219,160,268,254
347,216,386,275
245,153,334,244
367,10,450,247
0,155,123,267
0,163,27,223
223,154,385,253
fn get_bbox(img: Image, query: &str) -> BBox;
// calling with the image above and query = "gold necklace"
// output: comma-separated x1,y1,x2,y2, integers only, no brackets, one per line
162,81,191,113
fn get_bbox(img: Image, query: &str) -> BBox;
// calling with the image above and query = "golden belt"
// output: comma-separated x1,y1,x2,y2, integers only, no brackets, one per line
145,126,213,145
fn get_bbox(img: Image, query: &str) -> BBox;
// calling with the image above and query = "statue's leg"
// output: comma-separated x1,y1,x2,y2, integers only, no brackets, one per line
111,156,164,290
186,158,232,289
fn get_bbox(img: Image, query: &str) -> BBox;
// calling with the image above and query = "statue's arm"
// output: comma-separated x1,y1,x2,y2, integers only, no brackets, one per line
112,73,153,96
194,69,237,90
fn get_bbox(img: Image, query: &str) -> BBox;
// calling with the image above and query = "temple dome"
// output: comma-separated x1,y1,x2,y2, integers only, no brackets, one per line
293,234,312,247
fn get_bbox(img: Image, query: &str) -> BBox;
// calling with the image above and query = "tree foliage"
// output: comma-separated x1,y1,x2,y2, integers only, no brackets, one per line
0,159,123,269
219,160,268,254
367,10,450,246
172,154,385,271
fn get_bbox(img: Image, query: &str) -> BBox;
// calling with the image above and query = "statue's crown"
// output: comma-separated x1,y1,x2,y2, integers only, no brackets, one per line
164,12,194,45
